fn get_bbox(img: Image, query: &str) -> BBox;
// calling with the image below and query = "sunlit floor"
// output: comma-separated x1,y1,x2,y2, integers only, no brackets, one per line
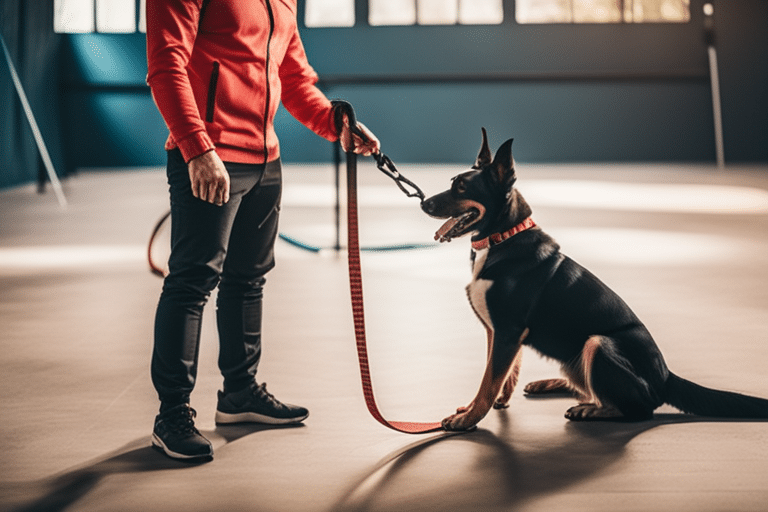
1,161,768,512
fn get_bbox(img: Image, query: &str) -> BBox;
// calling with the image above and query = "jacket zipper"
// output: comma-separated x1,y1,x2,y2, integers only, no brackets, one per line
206,61,220,123
263,0,275,164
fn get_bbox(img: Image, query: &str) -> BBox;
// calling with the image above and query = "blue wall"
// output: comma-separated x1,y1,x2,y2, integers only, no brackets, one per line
287,0,767,164
60,34,168,170
2,0,766,189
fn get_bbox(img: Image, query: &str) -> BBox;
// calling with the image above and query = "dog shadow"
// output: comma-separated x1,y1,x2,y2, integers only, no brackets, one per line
330,411,744,512
3,423,300,512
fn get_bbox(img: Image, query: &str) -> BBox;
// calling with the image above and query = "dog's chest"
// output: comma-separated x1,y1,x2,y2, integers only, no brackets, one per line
467,248,493,327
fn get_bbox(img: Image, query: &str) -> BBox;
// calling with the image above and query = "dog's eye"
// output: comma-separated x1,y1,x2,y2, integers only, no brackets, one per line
454,178,467,194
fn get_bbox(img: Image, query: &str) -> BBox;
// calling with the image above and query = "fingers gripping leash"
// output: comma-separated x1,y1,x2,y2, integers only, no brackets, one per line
332,100,443,434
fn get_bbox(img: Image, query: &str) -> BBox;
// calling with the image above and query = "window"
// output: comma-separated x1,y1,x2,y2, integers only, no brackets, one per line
458,0,505,24
138,0,146,32
96,0,136,32
55,0,143,33
370,0,417,25
414,0,504,25
305,0,356,28
515,0,690,24
54,0,95,33
305,0,504,28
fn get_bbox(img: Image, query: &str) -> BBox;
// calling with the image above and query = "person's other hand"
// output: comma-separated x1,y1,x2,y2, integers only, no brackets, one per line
340,115,381,156
188,150,230,206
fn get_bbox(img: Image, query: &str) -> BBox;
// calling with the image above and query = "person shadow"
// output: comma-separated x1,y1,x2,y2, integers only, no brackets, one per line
6,410,762,512
4,423,301,512
330,410,750,512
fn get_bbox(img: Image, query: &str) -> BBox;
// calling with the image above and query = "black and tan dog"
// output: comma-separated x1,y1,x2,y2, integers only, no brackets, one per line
422,128,768,431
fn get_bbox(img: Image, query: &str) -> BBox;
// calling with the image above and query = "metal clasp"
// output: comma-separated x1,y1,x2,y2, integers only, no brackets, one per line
373,152,425,202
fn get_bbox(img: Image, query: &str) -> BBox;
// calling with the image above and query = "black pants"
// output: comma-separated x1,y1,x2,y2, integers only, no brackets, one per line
152,149,282,408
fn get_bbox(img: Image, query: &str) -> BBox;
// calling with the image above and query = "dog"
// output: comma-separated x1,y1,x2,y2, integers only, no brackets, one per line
421,128,768,431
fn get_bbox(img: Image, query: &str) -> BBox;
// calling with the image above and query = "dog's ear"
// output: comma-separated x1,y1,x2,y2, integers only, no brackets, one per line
474,127,492,169
491,138,516,184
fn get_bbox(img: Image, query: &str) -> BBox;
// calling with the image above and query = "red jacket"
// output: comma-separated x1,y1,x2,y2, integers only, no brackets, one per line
146,0,338,164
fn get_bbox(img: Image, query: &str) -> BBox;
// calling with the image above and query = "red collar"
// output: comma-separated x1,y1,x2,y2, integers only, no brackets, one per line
471,217,536,251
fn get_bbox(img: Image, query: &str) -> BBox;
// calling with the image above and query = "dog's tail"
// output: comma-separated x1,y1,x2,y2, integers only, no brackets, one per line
664,372,768,418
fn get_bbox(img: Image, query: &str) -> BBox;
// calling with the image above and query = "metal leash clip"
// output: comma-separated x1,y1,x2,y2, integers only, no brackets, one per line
332,100,426,203
372,152,425,202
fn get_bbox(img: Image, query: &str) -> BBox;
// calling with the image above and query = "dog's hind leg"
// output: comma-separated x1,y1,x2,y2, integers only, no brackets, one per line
494,349,522,409
523,378,581,397
565,336,655,421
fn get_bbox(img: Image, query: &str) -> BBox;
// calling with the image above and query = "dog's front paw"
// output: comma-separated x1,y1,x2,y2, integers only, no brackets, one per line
441,411,479,431
493,399,510,410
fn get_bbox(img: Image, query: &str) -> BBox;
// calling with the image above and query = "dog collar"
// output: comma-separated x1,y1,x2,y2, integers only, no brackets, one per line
471,217,536,251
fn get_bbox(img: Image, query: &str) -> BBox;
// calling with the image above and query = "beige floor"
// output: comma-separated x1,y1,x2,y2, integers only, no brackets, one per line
1,161,768,512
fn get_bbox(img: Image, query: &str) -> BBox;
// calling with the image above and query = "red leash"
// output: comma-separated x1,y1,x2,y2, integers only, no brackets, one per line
344,149,443,434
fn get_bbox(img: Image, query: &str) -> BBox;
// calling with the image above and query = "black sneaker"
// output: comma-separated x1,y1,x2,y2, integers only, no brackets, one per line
152,404,213,461
215,382,309,425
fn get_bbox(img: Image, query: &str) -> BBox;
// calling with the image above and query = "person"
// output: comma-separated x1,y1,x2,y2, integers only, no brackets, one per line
145,0,379,461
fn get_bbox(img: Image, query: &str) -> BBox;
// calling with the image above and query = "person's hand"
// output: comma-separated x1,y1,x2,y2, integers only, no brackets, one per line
188,150,230,206
340,115,381,156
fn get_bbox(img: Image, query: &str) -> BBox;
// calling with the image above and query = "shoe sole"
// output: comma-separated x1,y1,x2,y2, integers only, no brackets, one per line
151,433,213,461
214,410,309,425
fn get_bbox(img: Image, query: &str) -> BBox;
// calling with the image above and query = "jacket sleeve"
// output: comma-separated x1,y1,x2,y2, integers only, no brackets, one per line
278,27,339,142
146,0,214,162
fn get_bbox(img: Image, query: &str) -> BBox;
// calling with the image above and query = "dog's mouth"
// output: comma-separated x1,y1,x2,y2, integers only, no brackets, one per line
434,208,481,243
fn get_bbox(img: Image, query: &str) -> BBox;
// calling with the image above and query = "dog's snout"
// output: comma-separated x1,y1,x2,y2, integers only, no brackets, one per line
421,198,435,214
